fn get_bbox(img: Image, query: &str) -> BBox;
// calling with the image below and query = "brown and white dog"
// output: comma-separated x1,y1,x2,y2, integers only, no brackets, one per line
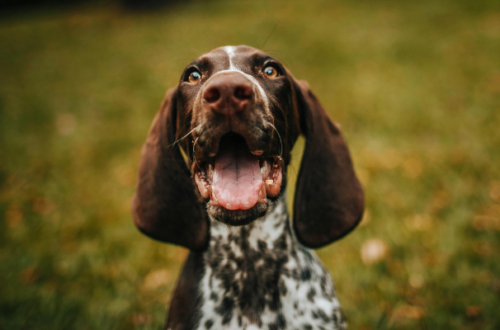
132,45,364,330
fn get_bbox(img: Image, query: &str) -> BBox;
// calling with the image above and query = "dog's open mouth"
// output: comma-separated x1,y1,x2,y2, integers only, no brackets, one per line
194,133,283,224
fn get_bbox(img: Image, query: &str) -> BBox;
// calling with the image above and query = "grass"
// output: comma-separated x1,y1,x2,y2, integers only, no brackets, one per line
1,0,499,329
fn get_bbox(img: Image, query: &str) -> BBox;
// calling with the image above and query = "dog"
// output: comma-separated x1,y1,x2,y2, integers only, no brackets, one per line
132,45,364,330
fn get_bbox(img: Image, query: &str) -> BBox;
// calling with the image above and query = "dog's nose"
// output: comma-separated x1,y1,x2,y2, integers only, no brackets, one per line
203,73,254,115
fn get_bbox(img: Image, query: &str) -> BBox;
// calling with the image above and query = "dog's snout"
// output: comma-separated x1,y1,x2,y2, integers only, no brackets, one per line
234,85,253,101
203,73,254,115
204,86,221,104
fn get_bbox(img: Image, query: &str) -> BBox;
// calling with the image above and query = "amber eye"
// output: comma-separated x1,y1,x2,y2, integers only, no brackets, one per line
188,70,202,83
263,66,279,78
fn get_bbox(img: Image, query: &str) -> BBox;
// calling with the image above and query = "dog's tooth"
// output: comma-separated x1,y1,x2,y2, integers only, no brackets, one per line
258,184,268,203
208,164,214,178
260,161,269,178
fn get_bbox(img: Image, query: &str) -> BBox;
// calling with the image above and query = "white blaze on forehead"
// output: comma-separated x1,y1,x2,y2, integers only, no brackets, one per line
225,46,238,70
222,46,270,111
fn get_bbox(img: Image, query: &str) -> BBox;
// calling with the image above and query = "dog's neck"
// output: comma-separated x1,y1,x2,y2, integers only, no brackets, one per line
202,195,293,325
198,194,346,329
198,195,345,329
207,194,293,258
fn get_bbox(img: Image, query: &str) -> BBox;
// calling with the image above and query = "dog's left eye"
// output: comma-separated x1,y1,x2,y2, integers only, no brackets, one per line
188,71,202,83
263,66,279,78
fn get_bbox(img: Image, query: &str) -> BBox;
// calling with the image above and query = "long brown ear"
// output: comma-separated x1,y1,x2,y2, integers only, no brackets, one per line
292,79,364,248
132,87,208,251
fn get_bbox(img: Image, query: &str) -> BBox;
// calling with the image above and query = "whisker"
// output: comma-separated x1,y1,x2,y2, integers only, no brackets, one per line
167,127,198,149
192,136,200,164
269,123,283,157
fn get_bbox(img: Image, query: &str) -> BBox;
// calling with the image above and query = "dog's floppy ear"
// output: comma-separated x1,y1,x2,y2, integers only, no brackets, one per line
292,79,364,248
132,87,208,251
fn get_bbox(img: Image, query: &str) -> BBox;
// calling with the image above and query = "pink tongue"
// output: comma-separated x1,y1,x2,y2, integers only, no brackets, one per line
212,140,263,210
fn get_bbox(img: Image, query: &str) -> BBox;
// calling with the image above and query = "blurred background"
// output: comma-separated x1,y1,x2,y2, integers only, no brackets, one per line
1,0,499,329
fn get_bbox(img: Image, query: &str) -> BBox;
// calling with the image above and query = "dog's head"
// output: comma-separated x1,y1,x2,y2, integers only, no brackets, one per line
132,46,364,250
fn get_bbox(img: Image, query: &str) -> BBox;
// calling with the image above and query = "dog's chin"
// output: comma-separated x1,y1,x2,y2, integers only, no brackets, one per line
207,202,269,226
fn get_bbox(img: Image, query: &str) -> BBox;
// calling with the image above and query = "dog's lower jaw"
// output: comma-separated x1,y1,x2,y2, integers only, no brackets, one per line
206,201,268,226
195,193,348,330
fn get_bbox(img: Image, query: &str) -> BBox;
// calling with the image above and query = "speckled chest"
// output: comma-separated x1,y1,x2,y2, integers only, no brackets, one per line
195,199,347,330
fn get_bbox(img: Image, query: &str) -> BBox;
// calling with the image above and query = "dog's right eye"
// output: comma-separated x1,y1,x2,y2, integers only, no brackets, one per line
188,71,202,84
263,66,279,79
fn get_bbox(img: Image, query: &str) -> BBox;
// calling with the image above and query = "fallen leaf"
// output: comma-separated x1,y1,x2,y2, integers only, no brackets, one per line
143,269,172,290
403,157,424,178
466,305,482,318
5,203,23,228
360,238,390,265
56,113,77,136
405,214,434,231
391,304,425,321
489,181,500,203
21,267,40,284
409,274,424,289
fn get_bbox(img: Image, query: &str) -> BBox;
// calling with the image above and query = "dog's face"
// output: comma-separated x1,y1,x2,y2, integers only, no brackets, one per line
132,45,364,250
174,46,299,225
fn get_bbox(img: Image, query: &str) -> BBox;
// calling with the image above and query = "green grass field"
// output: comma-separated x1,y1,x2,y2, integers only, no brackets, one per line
1,0,499,329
